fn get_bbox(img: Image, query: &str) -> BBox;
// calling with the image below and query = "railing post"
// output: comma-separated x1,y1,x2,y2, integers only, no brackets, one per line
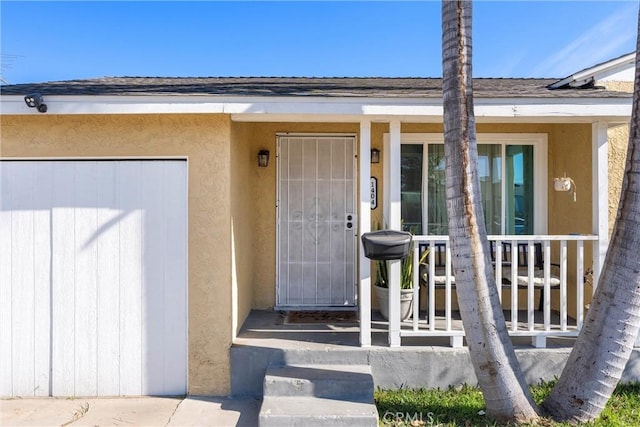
592,122,609,292
543,240,551,330
387,120,402,347
412,243,420,331
445,241,453,332
388,259,401,347
527,242,535,330
532,336,547,348
560,240,568,331
359,119,372,347
510,239,518,331
494,238,503,303
577,240,585,329
428,243,436,331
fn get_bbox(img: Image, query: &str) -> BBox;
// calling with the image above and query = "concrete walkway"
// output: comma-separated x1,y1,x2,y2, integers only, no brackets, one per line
1,396,260,427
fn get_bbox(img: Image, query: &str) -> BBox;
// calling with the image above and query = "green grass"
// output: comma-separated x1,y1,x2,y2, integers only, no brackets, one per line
375,381,640,426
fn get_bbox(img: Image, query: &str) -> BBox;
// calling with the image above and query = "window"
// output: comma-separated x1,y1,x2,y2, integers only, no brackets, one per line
397,134,547,235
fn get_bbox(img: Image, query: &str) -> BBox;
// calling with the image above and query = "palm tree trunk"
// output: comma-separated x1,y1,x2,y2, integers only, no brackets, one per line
441,1,539,423
542,8,640,423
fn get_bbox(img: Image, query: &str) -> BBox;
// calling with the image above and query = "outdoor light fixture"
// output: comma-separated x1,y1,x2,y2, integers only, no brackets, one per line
258,150,270,167
554,174,577,202
24,93,47,113
371,148,380,164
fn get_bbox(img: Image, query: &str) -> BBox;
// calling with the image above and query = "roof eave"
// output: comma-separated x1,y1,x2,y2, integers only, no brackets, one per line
0,94,632,124
549,52,635,89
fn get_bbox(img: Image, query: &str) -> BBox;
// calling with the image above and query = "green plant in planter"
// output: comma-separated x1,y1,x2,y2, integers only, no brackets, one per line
370,223,430,321
373,222,429,290
375,246,429,290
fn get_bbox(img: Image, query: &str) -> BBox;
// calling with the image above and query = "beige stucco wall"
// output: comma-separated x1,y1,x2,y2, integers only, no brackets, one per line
545,124,593,234
545,124,595,313
1,114,234,396
229,122,257,338
599,80,633,236
602,81,634,93
608,123,631,234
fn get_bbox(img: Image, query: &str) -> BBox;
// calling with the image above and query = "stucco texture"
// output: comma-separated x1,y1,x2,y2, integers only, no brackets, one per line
1,114,233,395
599,79,633,235
607,123,630,234
602,81,634,93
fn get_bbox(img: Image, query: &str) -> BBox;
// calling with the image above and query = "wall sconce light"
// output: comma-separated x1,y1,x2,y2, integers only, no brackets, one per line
371,148,380,164
24,93,47,113
553,174,576,202
258,150,270,167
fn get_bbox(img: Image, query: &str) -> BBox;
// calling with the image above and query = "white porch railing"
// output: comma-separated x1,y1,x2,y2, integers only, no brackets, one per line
386,235,598,348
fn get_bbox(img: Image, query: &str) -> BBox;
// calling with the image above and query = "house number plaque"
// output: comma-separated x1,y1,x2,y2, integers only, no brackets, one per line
370,177,377,210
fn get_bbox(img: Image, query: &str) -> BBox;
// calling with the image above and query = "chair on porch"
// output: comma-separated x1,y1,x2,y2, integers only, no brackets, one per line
494,242,561,312
418,242,455,319
418,241,561,313
419,242,454,286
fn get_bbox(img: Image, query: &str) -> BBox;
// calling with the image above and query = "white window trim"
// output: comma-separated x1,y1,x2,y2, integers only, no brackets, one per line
383,132,548,234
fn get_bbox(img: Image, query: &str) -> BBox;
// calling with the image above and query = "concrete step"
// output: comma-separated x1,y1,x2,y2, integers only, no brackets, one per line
230,344,371,398
259,396,378,427
263,364,374,400
259,364,378,426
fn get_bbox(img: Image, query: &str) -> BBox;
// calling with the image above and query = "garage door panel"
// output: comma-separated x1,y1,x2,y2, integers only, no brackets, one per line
51,162,77,396
162,161,188,394
11,162,36,396
0,163,15,396
118,162,143,396
96,162,121,396
0,160,188,397
1,162,54,397
141,162,166,395
34,161,53,396
74,161,99,396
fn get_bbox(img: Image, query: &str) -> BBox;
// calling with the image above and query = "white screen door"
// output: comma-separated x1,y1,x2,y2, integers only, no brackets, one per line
277,136,357,308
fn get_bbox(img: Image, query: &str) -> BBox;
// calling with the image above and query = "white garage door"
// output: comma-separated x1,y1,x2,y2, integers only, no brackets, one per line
0,160,188,397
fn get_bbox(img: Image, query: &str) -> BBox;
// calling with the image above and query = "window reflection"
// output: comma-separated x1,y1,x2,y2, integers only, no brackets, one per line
400,143,535,235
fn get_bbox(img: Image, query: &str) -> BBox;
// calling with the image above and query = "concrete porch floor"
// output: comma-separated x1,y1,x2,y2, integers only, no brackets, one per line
235,308,578,348
231,309,640,398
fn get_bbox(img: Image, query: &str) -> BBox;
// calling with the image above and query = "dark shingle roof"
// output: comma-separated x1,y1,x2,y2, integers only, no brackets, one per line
0,76,631,98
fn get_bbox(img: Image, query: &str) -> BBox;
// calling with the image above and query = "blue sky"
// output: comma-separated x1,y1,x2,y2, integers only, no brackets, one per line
1,1,637,85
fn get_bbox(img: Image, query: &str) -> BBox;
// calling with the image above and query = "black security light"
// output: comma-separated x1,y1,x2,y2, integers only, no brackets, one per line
24,93,47,113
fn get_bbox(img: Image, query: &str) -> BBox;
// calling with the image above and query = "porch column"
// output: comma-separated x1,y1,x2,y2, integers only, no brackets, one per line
592,122,609,290
386,120,402,347
359,120,372,347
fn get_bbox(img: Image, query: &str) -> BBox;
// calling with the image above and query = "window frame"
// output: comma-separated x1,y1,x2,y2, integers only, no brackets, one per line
384,133,548,235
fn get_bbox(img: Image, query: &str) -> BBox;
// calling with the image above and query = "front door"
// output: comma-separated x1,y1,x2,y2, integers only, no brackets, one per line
276,135,357,309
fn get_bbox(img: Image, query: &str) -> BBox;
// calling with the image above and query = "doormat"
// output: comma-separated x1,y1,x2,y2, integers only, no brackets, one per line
284,311,358,324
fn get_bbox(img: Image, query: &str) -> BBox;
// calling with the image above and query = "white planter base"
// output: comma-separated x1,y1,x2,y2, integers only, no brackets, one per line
374,285,414,321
